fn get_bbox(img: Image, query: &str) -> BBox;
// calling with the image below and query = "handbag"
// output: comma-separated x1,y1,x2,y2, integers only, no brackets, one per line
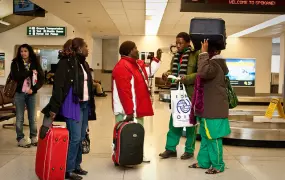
225,76,238,109
171,82,193,127
4,62,19,98
82,128,90,154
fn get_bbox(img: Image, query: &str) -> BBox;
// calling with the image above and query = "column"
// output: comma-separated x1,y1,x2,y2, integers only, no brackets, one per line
279,33,285,94
280,33,285,113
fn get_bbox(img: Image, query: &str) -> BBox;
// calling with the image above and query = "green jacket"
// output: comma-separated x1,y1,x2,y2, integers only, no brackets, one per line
168,50,200,98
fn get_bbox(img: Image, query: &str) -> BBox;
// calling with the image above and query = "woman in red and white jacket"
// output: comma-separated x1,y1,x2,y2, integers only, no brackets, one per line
112,41,161,162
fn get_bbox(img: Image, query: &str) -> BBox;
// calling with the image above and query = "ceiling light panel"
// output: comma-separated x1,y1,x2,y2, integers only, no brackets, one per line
100,0,146,35
145,1,168,35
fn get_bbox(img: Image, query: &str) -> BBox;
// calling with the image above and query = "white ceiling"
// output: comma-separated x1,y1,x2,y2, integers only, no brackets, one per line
32,0,146,37
241,16,285,38
100,0,145,35
1,0,283,38
0,0,13,18
244,22,285,38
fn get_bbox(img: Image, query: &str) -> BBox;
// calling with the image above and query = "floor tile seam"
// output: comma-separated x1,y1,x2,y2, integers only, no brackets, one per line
0,152,23,169
233,155,258,180
123,168,126,180
233,155,285,158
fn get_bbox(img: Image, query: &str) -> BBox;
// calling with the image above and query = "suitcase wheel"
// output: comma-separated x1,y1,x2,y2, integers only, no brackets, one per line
114,162,119,166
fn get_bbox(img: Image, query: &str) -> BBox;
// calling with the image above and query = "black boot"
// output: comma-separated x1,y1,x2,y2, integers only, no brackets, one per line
159,150,177,159
180,152,194,160
74,166,88,176
65,172,82,180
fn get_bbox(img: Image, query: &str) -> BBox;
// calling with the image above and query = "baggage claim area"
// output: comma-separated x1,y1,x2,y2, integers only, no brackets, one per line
1,0,285,180
158,91,285,146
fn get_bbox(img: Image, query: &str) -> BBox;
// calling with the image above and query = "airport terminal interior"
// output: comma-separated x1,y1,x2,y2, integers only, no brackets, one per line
1,0,285,179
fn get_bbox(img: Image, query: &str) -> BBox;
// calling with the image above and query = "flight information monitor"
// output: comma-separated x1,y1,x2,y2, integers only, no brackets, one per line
226,58,256,87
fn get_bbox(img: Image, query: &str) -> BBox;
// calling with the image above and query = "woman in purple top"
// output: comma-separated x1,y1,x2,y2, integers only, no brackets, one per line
42,38,96,180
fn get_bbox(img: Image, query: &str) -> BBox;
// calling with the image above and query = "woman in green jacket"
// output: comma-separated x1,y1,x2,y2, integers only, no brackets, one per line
189,40,231,174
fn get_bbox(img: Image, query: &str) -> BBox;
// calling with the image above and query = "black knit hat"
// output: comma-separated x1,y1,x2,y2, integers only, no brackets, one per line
119,41,136,56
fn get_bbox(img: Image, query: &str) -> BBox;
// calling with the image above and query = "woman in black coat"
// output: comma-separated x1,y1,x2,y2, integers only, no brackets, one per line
42,38,96,180
11,44,44,148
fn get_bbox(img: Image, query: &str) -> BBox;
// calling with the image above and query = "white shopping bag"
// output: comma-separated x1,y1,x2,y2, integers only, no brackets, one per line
171,82,193,127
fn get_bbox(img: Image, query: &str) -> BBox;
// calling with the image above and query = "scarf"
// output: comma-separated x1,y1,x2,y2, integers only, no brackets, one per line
190,75,204,125
72,54,86,103
22,60,31,93
170,47,191,90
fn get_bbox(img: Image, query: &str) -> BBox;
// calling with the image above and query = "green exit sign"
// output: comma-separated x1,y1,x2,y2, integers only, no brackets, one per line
27,26,66,36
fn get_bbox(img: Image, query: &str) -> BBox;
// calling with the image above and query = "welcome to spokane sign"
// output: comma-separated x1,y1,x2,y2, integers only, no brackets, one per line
181,0,285,14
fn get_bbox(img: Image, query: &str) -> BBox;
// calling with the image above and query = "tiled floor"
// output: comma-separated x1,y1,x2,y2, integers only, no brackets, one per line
0,87,285,180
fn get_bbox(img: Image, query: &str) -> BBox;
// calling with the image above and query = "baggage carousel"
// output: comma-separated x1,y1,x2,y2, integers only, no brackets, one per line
158,91,282,105
220,110,285,147
158,92,285,147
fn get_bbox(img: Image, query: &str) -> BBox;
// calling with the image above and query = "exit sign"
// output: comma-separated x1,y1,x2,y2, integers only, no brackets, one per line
27,26,66,36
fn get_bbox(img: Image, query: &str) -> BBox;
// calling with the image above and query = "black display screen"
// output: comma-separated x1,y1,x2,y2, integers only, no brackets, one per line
181,0,285,14
13,0,45,17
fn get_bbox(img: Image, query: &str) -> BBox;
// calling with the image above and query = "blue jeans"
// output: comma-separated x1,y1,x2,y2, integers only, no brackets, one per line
66,101,88,172
15,92,37,141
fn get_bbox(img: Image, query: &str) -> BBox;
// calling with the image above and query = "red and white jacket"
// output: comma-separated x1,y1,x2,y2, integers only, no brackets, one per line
112,56,160,118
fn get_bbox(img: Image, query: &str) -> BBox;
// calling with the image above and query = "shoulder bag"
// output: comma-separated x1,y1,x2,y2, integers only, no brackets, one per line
4,62,19,98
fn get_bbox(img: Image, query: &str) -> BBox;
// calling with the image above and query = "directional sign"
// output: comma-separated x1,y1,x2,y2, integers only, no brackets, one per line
27,26,66,36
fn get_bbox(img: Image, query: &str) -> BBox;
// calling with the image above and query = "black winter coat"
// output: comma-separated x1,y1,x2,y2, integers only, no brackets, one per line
41,55,96,121
11,58,44,94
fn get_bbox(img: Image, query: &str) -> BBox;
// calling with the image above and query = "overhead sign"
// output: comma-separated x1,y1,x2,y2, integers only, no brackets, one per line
27,26,66,36
181,0,285,14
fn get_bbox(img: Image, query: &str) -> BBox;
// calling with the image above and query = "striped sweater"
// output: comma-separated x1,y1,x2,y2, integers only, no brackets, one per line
168,48,199,98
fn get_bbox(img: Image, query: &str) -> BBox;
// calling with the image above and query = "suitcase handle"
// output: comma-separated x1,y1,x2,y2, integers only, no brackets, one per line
39,125,49,140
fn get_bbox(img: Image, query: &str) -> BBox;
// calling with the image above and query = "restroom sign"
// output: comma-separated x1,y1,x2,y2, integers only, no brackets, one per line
27,26,66,36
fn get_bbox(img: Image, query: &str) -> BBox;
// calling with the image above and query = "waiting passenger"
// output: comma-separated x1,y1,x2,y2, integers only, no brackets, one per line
42,38,96,180
89,68,107,97
159,32,199,160
11,44,44,148
189,39,231,174
112,41,161,162
93,80,107,97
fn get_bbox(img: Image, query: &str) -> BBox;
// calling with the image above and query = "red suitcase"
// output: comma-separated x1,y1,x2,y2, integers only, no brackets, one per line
35,126,69,180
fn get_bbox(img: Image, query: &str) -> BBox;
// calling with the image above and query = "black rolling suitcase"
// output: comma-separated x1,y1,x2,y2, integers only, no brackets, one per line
112,121,144,166
190,18,226,50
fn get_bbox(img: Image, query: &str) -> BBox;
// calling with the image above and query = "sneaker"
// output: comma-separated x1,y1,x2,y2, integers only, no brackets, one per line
180,152,194,160
18,138,31,148
31,137,38,146
143,155,151,163
159,150,177,159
